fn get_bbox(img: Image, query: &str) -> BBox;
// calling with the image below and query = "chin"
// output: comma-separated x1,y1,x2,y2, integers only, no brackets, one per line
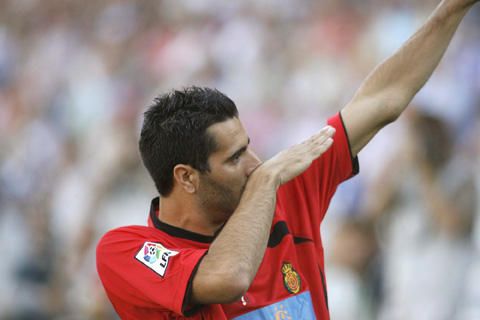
222,199,241,219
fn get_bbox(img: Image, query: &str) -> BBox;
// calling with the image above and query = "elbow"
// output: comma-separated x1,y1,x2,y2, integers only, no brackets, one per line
362,85,416,124
215,269,251,303
383,88,417,123
382,106,402,125
376,93,412,125
194,267,251,304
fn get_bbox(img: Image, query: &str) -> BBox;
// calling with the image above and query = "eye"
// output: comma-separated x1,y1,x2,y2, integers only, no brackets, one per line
231,153,242,164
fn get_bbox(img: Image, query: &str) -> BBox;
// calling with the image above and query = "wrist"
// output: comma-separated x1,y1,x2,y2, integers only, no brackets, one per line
249,166,280,190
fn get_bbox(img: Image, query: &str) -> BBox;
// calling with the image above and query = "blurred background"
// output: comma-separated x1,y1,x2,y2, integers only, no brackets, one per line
0,0,479,319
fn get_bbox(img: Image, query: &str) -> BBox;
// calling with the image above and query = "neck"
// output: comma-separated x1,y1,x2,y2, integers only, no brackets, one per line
159,195,223,237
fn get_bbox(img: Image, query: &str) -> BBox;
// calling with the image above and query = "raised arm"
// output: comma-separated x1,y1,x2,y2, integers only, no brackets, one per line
341,0,478,157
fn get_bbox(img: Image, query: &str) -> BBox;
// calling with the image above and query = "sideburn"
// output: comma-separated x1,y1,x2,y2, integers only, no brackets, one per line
198,174,239,220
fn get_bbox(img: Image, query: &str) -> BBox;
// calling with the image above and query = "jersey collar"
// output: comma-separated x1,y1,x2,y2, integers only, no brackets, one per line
149,197,218,244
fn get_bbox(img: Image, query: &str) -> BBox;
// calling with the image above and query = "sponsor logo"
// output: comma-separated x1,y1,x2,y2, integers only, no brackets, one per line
233,291,315,320
274,304,292,320
135,242,178,277
281,262,301,294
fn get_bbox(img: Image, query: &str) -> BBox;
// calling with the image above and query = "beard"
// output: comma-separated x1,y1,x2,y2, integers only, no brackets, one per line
198,174,246,221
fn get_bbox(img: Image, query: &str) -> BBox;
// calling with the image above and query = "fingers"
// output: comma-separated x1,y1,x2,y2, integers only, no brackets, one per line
311,125,336,142
278,125,336,182
315,136,334,155
255,125,337,186
305,125,336,157
288,125,336,160
318,126,335,149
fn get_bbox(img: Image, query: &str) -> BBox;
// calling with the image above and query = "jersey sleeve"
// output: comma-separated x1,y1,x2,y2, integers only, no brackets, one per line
277,112,359,234
96,226,207,316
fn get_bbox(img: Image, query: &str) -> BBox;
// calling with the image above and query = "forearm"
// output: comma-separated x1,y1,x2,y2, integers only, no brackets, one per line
357,1,471,112
209,170,277,282
193,170,279,303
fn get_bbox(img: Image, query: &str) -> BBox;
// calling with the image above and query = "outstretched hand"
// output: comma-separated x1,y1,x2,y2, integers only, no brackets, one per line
257,125,336,187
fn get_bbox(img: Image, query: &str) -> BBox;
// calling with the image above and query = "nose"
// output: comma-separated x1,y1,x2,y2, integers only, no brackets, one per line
245,149,262,177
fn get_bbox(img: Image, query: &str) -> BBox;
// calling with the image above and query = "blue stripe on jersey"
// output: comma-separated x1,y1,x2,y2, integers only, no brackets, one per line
233,291,315,320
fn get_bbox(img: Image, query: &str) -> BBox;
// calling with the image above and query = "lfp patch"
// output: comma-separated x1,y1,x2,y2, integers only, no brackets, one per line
135,242,178,277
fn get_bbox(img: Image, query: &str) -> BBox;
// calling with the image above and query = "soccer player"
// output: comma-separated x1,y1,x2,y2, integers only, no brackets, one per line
96,0,479,318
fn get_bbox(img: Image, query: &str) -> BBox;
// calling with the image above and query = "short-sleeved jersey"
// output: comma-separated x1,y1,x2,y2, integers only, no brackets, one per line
96,113,358,319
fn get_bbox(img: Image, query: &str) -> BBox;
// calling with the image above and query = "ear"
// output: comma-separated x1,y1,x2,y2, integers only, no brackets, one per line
173,164,199,194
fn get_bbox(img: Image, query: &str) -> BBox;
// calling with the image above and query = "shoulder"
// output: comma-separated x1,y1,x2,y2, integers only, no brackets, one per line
98,225,155,246
96,225,190,280
96,225,172,258
100,225,155,239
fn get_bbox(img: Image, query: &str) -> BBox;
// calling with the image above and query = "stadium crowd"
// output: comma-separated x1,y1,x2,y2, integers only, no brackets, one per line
0,0,479,319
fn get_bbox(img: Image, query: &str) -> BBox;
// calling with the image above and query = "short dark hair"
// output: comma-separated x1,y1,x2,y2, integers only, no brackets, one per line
139,86,239,196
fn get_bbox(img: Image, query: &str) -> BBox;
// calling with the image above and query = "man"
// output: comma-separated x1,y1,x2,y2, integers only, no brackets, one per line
96,0,479,318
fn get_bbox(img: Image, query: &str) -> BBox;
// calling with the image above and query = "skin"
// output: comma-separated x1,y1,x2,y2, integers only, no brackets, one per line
159,117,261,236
196,118,260,228
157,0,479,307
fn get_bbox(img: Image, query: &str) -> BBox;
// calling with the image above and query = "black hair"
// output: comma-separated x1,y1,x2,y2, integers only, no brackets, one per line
139,86,239,196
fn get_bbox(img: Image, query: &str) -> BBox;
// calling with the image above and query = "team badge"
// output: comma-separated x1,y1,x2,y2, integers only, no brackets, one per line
135,242,178,277
281,262,301,294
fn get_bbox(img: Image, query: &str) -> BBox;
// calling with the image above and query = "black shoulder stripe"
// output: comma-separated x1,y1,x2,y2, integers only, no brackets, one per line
268,221,290,248
293,236,313,244
268,221,313,248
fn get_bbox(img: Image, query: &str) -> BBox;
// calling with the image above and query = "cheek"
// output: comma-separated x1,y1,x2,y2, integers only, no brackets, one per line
218,164,248,183
219,173,245,195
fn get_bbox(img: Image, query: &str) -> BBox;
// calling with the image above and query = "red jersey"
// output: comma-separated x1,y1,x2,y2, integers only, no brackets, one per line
97,113,358,319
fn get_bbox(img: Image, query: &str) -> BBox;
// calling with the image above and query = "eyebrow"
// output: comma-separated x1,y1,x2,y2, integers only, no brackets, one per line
226,137,251,162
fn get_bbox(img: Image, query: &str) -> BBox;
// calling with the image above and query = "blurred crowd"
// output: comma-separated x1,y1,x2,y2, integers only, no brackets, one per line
0,0,479,319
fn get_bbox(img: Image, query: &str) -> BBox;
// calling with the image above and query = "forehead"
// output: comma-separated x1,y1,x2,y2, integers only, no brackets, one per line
207,117,248,153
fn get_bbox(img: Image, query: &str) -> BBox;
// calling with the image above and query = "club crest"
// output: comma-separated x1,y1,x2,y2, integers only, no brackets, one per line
281,262,301,294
